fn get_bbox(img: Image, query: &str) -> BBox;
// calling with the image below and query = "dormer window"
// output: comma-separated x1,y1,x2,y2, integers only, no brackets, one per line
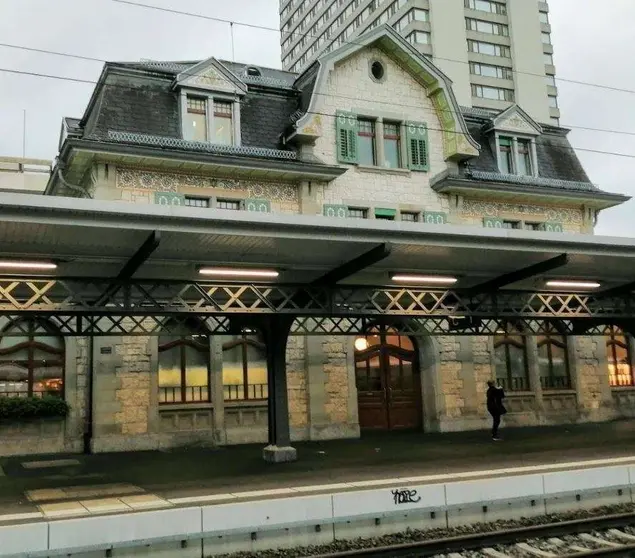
185,97,208,142
213,101,233,145
496,135,537,177
182,94,238,146
246,66,261,77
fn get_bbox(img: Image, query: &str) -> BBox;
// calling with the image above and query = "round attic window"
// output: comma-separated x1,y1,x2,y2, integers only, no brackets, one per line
246,66,262,77
370,61,385,81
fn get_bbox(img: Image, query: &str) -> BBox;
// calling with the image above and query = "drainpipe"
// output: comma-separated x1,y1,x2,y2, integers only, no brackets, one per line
56,168,93,199
83,337,94,454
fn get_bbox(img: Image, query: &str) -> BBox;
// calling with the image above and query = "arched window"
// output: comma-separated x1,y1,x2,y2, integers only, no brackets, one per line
221,333,267,401
354,327,416,393
493,328,529,391
0,319,64,398
537,331,571,390
158,322,209,404
607,329,633,387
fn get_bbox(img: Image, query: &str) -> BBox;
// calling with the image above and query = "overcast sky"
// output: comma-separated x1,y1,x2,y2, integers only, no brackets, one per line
1,0,634,236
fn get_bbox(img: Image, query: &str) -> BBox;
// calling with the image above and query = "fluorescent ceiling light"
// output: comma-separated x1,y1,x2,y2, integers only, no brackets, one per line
0,261,57,270
391,274,457,285
546,280,601,289
199,267,279,278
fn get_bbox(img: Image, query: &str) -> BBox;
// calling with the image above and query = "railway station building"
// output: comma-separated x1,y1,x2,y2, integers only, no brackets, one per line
1,26,634,461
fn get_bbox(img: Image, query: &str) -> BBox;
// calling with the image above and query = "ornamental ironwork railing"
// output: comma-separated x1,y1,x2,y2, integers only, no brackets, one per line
0,278,631,336
107,131,297,161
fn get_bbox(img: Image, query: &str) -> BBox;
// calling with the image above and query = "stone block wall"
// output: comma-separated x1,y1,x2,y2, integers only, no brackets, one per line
314,47,450,213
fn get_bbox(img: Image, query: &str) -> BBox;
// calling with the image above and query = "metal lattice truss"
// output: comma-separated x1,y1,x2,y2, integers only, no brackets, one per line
0,278,632,336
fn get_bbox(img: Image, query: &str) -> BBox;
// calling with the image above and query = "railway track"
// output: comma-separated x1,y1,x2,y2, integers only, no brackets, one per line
312,512,635,558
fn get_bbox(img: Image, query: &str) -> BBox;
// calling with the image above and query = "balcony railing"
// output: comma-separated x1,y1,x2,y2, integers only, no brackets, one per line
497,376,530,392
224,383,268,401
159,386,209,404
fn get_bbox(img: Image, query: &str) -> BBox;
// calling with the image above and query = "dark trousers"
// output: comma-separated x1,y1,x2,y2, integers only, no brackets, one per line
491,413,501,438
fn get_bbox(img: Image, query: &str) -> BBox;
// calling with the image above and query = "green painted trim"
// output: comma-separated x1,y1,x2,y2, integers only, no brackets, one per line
245,199,271,213
323,204,349,218
375,208,397,218
154,192,185,206
483,217,504,228
423,211,447,225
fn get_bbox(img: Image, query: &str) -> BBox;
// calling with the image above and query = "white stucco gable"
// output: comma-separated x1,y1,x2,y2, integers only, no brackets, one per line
291,25,480,162
488,104,543,136
173,58,247,96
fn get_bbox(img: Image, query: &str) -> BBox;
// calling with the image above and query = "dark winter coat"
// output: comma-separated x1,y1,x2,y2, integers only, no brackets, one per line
487,385,506,416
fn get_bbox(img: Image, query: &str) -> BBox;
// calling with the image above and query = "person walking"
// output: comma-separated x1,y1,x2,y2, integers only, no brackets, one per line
486,380,506,441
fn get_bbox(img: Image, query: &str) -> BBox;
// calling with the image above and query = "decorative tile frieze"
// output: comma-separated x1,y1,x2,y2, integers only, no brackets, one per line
461,199,583,225
116,168,298,203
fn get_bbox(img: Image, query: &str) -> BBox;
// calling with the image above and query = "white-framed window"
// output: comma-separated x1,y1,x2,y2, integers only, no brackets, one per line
539,11,549,24
549,95,559,109
472,84,515,102
545,75,556,87
348,207,368,219
544,53,554,65
400,211,420,222
470,62,513,80
496,135,538,177
542,32,551,44
407,31,431,45
466,18,509,36
464,0,506,15
182,94,239,146
467,40,511,58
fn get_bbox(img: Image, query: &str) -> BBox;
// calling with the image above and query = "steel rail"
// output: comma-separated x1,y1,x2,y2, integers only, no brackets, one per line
309,511,635,557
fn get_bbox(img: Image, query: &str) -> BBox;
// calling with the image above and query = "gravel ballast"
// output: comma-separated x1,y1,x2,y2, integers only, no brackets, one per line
211,503,635,558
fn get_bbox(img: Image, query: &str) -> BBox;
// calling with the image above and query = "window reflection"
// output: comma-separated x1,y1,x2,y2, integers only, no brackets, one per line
493,329,529,391
221,334,268,401
537,333,571,390
0,319,64,398
158,324,209,404
607,330,633,387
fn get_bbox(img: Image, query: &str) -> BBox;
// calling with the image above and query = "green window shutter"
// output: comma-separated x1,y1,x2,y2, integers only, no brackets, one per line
483,217,504,228
245,199,271,213
423,211,447,225
336,111,358,164
540,222,563,233
323,204,349,218
155,192,185,206
406,121,429,171
375,208,396,219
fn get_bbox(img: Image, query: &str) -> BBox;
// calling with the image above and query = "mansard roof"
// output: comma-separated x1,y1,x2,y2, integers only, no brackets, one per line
54,29,624,204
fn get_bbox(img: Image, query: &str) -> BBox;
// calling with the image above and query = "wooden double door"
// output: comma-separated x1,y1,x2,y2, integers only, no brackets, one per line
354,329,422,431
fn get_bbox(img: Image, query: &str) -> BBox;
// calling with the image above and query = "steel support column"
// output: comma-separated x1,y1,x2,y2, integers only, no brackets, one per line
262,315,297,463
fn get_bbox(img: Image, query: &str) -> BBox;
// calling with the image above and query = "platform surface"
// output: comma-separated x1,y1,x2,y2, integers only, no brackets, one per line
3,420,635,522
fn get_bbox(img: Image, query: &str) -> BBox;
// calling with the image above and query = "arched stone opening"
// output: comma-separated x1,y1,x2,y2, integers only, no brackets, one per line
352,325,442,432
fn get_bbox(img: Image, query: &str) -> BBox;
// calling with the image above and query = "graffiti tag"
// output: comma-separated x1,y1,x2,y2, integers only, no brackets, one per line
392,489,421,505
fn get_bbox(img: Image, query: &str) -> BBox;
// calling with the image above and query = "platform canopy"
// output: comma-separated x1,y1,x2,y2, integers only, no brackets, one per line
0,193,633,285
0,193,634,336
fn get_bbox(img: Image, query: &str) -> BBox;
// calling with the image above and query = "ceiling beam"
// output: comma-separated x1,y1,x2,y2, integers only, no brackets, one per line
94,230,161,306
115,230,161,280
464,253,569,296
311,242,392,286
597,281,635,298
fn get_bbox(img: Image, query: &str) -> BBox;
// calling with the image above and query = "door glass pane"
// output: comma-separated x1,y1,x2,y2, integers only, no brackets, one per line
390,356,414,391
184,345,208,402
368,355,381,391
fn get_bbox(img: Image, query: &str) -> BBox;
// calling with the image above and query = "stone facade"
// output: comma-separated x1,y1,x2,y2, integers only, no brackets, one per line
10,33,626,459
